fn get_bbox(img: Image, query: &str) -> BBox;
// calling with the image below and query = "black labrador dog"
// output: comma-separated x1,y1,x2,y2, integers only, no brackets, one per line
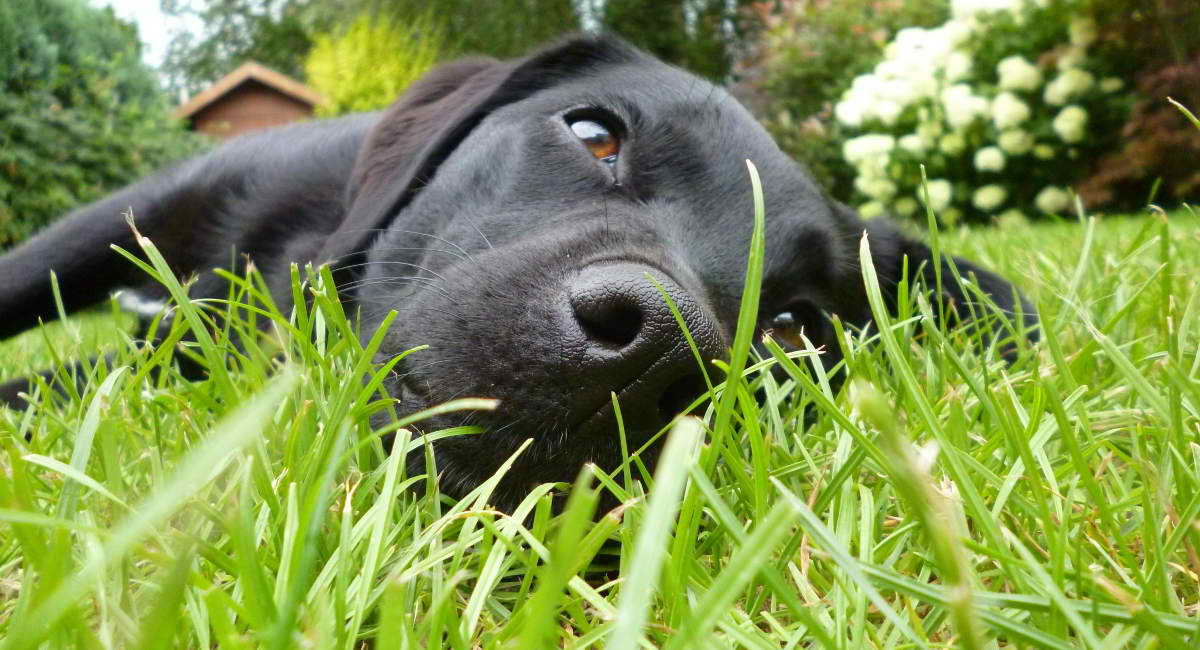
0,36,1034,503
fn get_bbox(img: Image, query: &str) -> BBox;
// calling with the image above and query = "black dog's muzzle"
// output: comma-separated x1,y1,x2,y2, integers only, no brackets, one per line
565,261,726,437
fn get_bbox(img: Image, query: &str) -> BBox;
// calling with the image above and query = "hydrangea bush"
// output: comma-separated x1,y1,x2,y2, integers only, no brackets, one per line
835,0,1130,224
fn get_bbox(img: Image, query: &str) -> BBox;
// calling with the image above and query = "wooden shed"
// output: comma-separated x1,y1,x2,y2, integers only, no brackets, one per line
173,62,325,140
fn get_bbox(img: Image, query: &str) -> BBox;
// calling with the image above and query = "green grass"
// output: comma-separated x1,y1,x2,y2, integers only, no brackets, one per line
1,199,1198,648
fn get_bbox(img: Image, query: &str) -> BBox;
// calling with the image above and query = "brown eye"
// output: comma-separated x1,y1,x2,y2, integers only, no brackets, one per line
767,311,808,349
569,119,620,163
767,302,826,349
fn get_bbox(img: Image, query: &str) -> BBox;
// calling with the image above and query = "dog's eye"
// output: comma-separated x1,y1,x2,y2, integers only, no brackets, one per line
569,119,619,163
766,302,825,349
767,311,808,348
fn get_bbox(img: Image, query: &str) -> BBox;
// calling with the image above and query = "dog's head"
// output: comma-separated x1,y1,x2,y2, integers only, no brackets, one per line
318,36,1034,504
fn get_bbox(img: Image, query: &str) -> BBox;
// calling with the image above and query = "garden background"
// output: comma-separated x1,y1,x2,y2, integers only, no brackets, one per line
2,0,1199,648
2,0,1197,247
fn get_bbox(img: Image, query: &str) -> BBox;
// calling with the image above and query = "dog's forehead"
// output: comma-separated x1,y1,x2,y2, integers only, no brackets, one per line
487,60,820,201
519,61,770,145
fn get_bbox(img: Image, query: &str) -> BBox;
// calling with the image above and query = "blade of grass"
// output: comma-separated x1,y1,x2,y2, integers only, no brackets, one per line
607,417,704,650
662,498,799,650
3,369,298,650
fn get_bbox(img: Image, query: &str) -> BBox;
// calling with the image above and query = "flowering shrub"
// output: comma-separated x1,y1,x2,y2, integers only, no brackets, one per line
740,0,947,200
835,0,1130,224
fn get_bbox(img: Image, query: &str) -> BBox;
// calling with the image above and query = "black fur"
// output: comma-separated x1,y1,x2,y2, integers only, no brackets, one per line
0,36,1036,507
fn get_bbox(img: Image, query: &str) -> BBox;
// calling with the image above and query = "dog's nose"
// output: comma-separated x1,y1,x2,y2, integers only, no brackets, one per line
568,262,724,426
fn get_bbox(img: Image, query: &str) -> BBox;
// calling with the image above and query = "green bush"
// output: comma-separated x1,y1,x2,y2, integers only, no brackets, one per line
0,0,203,248
1076,0,1200,208
305,12,444,117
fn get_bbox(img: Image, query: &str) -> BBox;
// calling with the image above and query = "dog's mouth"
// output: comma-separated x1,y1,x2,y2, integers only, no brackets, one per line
572,366,711,440
391,357,710,441
383,345,713,479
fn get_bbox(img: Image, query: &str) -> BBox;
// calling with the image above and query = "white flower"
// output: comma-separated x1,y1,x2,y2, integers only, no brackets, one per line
857,156,889,180
1069,16,1098,47
920,179,954,212
848,73,883,95
875,100,904,126
1044,68,1095,105
941,84,990,129
997,55,1042,91
945,51,974,82
1063,67,1096,94
1100,77,1124,93
939,133,967,155
899,134,926,154
890,26,958,65
859,201,887,219
877,78,922,108
910,72,940,98
941,20,974,47
998,129,1034,155
991,92,1031,129
840,73,924,125
894,197,920,217
1034,144,1056,159
1043,80,1069,106
972,185,1007,211
843,134,895,164
1035,186,1072,214
974,146,1006,172
856,176,898,201
1053,105,1088,143
917,120,942,146
835,99,867,128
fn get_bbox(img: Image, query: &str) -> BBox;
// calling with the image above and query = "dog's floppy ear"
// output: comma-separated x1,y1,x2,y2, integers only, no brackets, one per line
319,35,641,267
833,202,1039,348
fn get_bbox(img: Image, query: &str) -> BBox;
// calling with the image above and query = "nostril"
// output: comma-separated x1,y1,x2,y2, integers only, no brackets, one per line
657,372,708,424
573,295,643,348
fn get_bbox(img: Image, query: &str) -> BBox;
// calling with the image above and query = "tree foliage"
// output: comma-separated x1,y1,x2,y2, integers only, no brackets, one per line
305,11,444,116
598,0,755,81
1076,0,1200,207
161,0,327,96
162,1,757,93
0,0,202,248
373,0,579,60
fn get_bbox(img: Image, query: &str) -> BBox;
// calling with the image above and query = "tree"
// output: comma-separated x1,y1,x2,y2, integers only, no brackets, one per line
0,0,201,247
370,0,580,60
598,0,756,81
160,0,329,95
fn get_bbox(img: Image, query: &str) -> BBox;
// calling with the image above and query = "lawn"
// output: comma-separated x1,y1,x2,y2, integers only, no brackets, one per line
0,206,1197,648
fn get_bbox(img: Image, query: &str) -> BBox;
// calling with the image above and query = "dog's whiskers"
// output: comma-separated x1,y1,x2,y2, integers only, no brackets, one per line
340,246,469,264
389,229,475,262
353,260,454,285
356,300,470,325
462,216,494,250
342,276,453,301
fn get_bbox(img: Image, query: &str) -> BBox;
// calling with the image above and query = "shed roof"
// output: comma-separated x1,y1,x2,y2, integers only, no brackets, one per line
173,61,325,120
